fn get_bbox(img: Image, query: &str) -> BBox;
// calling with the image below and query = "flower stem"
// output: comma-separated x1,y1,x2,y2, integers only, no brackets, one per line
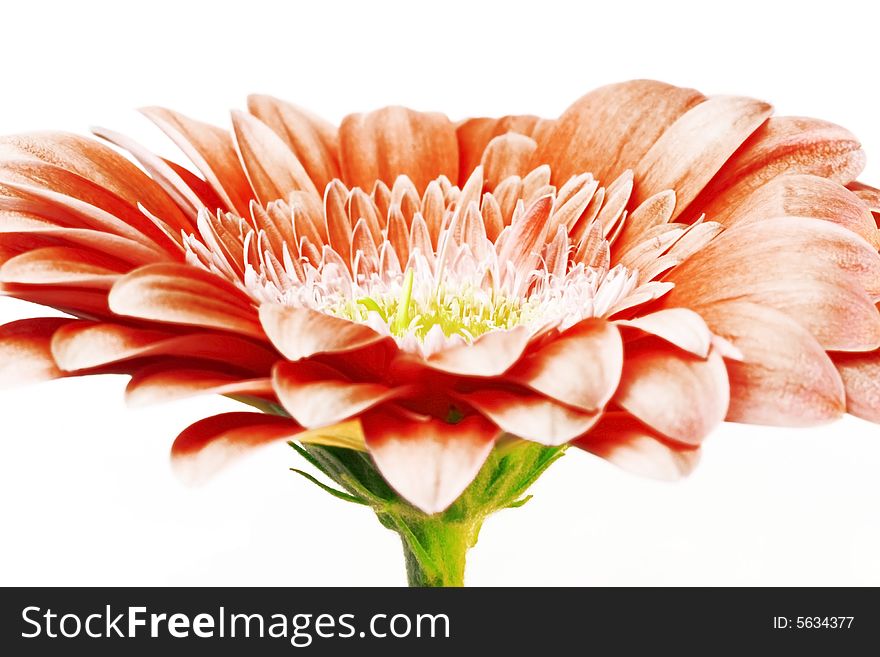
289,438,567,587
396,515,479,587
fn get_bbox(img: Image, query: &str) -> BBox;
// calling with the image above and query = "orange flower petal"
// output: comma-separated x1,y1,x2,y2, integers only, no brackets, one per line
163,158,227,211
0,317,71,386
231,110,319,203
259,303,387,360
0,218,162,267
93,126,203,223
50,321,170,370
362,408,498,514
2,283,109,318
508,318,622,411
322,179,353,263
425,325,530,377
109,263,263,338
613,343,729,445
0,223,62,264
698,300,845,425
688,116,867,223
612,189,676,258
496,195,553,281
463,388,600,445
0,132,190,232
480,133,537,189
847,181,880,214
140,106,254,215
534,80,705,185
273,359,407,428
339,107,458,194
0,162,181,254
616,308,713,358
730,174,880,249
455,115,541,184
833,351,880,423
1,246,126,288
126,366,273,406
171,412,301,484
574,412,701,480
665,217,880,350
632,95,772,218
51,322,276,373
247,95,340,193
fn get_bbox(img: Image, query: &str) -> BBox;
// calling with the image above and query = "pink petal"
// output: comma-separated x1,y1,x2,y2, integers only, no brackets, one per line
126,366,273,406
463,388,600,445
323,179,352,263
632,96,772,218
273,359,408,428
497,196,553,282
231,110,319,203
833,351,880,423
140,107,254,215
542,226,569,279
664,217,880,351
386,205,410,265
730,173,880,249
51,322,277,373
419,179,446,247
171,412,302,484
362,408,498,514
687,116,867,224
574,412,700,480
509,318,622,411
246,95,340,193
697,300,845,426
108,263,262,338
425,326,530,377
259,304,387,361
613,343,729,445
0,317,71,386
616,308,713,358
534,80,705,185
351,217,379,275
339,107,458,194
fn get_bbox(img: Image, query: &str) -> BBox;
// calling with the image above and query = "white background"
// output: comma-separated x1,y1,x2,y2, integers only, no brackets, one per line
1,0,879,586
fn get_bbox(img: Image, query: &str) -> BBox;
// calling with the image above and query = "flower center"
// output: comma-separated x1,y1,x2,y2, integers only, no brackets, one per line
291,246,639,354
326,269,526,341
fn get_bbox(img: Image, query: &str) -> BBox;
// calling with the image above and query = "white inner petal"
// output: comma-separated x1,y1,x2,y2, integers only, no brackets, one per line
241,241,638,357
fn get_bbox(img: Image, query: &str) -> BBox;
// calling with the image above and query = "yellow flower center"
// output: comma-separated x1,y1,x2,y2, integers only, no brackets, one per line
327,268,526,341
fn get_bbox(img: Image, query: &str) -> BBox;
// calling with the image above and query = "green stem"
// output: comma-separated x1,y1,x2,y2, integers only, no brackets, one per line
289,438,567,587
395,514,481,587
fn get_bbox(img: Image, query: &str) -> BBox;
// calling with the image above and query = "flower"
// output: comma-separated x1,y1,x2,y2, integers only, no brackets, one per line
1,80,879,517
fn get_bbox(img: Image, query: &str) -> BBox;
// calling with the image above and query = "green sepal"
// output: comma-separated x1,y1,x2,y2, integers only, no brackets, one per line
289,468,368,505
288,437,566,587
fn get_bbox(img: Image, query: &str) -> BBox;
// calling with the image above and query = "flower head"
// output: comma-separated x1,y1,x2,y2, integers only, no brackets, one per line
2,80,879,513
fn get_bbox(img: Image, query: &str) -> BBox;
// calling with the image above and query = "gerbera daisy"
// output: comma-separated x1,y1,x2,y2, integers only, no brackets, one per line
1,80,878,586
